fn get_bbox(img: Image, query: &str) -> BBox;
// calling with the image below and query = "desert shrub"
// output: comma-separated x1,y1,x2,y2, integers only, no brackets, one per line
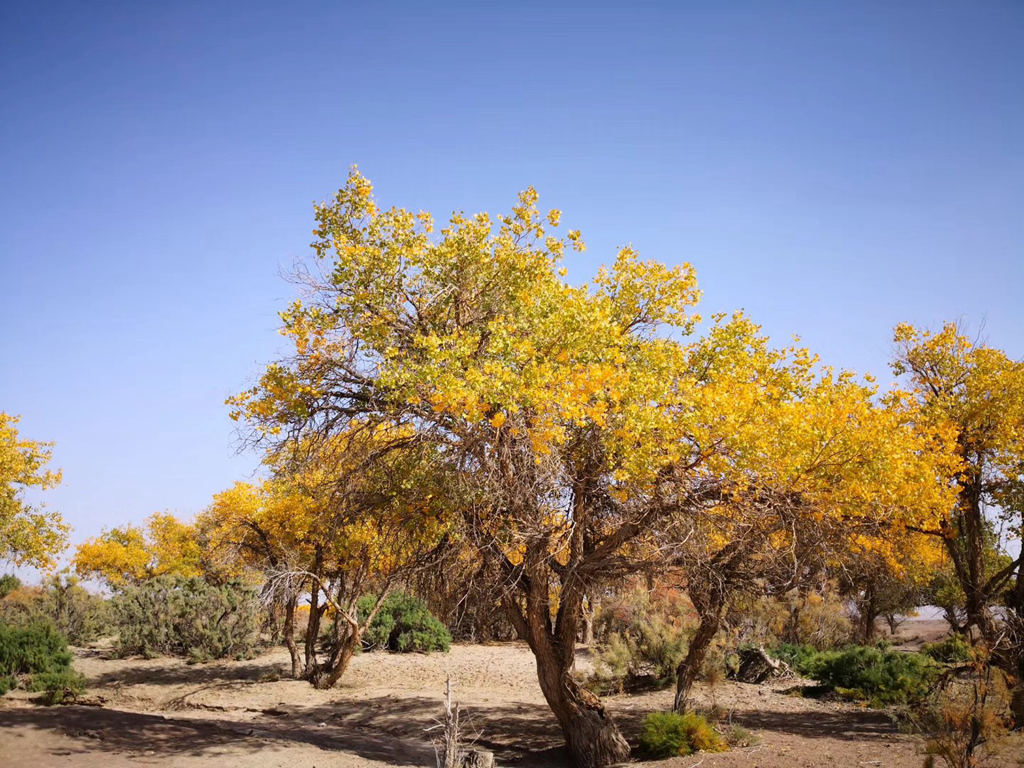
0,576,110,645
28,669,86,704
923,634,973,664
914,656,1013,768
729,589,853,650
358,591,451,653
639,711,725,758
0,574,21,599
0,620,84,703
114,576,261,662
0,621,71,677
768,642,820,675
593,583,692,643
589,583,692,692
802,645,938,706
722,722,759,747
591,616,688,692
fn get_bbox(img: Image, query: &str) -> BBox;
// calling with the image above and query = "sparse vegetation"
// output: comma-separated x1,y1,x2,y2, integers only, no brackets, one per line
638,711,726,758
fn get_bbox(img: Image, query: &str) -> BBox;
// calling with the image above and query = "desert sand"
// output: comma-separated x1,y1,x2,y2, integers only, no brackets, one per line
1,618,1019,767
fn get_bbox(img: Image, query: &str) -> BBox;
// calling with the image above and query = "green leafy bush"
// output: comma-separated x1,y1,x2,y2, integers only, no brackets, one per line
768,642,820,675
114,576,261,662
591,617,688,692
922,634,972,664
802,645,938,705
358,591,451,653
28,669,86,704
639,711,726,758
0,621,84,703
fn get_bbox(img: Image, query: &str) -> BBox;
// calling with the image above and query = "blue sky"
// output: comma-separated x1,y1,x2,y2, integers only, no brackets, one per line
2,1,1022,571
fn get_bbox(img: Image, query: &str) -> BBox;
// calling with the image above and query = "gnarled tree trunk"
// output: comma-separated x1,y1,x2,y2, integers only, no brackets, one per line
506,560,630,768
674,610,721,712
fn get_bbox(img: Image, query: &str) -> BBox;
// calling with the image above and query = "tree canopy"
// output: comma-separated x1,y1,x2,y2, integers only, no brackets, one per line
0,413,67,569
227,169,968,767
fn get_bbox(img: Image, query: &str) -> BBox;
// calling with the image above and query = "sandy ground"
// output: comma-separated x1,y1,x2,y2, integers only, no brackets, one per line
0,619,1020,767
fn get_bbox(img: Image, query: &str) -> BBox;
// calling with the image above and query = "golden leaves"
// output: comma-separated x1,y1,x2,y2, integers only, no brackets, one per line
0,412,68,569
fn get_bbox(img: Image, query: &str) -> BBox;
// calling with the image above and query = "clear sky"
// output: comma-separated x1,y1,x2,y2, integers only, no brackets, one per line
2,1,1022,572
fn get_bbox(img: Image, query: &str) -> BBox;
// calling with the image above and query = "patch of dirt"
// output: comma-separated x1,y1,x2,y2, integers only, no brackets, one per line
1,619,1020,766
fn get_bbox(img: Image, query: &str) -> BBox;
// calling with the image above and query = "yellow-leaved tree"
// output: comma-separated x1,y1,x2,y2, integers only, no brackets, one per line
230,170,959,767
893,322,1024,646
0,413,67,569
199,427,451,688
73,511,202,588
659,315,957,710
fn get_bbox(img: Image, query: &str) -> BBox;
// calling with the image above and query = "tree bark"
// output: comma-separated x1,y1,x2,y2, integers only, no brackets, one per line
505,556,630,768
283,594,302,679
315,635,358,689
532,639,630,768
674,610,721,712
858,587,878,644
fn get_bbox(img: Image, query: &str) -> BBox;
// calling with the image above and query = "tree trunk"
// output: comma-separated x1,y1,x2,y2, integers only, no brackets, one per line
283,594,302,679
315,634,358,689
507,562,630,768
859,588,878,644
580,595,595,646
951,475,998,642
533,643,630,768
674,610,721,712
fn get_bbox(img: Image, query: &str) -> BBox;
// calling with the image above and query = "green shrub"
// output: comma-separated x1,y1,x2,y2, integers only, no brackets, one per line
639,711,726,758
591,617,688,692
28,669,86,704
0,574,22,599
358,591,451,653
0,621,83,703
0,621,72,677
768,642,820,675
922,634,972,664
803,645,938,706
0,575,110,645
114,576,261,662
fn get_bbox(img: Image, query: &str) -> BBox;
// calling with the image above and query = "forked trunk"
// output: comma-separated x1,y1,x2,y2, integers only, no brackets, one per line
511,572,630,767
314,636,359,689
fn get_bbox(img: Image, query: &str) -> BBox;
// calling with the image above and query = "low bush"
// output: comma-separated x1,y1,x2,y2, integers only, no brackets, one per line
589,584,692,693
639,711,726,758
768,642,820,675
922,634,972,664
0,575,110,645
28,669,86,704
114,576,261,662
358,591,451,653
0,621,84,703
802,645,938,706
591,616,688,692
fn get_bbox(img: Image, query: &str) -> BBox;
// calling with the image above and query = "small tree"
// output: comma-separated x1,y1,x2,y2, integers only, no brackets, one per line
893,323,1024,644
73,512,203,589
0,413,67,569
